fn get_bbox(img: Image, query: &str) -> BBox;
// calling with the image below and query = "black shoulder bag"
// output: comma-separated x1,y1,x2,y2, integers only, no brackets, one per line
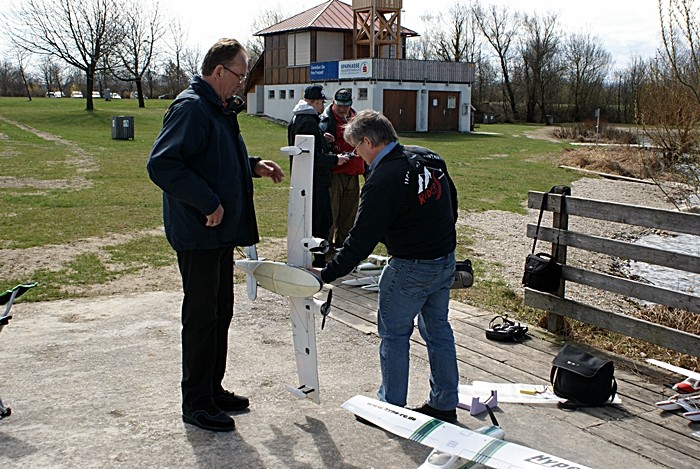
550,344,617,410
522,186,570,293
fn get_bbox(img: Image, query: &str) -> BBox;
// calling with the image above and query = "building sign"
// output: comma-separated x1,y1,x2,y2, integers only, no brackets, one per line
339,59,372,80
310,61,338,81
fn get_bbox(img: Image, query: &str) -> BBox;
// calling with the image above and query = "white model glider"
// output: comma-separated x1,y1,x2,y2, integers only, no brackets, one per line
341,395,592,469
647,358,700,394
235,136,331,404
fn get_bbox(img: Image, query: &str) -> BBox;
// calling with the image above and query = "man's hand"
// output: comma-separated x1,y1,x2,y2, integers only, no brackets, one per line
336,155,350,166
255,160,284,183
323,132,335,144
206,204,224,227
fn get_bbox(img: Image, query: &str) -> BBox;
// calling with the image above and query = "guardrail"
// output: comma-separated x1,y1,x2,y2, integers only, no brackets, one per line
523,190,700,357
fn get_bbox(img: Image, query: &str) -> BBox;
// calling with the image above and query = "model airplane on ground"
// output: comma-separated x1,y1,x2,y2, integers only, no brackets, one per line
655,393,700,421
342,394,592,469
1,282,38,419
235,136,332,405
647,358,700,394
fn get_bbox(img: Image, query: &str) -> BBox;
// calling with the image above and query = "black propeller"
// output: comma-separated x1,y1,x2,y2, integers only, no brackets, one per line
320,288,332,330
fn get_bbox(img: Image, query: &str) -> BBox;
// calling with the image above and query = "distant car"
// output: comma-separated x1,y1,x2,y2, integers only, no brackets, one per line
92,91,100,98
111,93,122,99
45,91,63,98
130,91,148,99
71,91,84,98
158,93,175,99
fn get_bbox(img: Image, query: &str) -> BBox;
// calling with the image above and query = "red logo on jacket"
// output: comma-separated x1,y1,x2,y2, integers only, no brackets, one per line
417,167,443,205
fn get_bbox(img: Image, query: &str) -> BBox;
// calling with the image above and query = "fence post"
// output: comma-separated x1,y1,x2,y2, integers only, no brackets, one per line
547,191,569,334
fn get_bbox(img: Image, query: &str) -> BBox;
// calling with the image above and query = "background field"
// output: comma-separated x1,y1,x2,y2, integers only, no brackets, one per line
0,97,575,301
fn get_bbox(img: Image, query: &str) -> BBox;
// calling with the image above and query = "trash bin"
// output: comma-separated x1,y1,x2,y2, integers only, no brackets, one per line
545,115,554,126
112,116,134,140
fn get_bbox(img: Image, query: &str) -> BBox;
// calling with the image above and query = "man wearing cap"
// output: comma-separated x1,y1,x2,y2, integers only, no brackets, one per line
320,88,365,252
288,84,349,267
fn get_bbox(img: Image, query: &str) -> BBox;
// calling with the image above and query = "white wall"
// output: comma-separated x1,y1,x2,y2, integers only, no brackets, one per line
248,81,472,133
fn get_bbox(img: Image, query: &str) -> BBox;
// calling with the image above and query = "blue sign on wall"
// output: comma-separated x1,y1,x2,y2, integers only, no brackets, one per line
310,61,339,81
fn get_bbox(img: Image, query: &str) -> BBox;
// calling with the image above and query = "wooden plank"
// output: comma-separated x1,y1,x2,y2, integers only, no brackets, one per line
527,224,700,274
562,264,700,314
525,289,700,356
589,418,699,469
558,165,656,184
527,191,700,235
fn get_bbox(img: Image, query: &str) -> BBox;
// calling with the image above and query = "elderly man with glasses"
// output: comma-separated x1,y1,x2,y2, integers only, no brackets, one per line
147,38,284,433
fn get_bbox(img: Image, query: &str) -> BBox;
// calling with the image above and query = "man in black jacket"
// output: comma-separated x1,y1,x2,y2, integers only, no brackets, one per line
320,109,460,424
147,39,284,432
288,84,349,266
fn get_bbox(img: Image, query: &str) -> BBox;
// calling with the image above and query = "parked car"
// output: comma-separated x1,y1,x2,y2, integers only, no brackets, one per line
45,91,63,98
158,93,175,99
92,91,101,98
71,91,84,98
110,93,122,99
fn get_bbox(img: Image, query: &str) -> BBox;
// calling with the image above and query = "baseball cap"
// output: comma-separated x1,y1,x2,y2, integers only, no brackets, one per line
334,88,353,106
304,84,326,100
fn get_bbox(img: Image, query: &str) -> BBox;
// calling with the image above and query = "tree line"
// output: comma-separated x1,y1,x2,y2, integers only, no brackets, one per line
406,0,658,124
0,0,204,109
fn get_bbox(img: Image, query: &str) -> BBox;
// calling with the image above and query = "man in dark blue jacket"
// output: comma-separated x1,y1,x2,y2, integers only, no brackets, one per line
147,38,283,432
320,109,460,424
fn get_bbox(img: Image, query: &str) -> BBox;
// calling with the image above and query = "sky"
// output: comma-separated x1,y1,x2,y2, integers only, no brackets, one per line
163,0,661,69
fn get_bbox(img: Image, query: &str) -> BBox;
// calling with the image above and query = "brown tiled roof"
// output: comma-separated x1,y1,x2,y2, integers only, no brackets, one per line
254,0,417,36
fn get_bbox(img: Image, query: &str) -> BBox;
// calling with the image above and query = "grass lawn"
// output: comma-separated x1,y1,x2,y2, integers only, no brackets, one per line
0,97,577,302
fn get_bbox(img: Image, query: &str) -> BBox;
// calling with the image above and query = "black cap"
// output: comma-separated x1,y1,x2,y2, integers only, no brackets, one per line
304,84,326,100
334,88,353,106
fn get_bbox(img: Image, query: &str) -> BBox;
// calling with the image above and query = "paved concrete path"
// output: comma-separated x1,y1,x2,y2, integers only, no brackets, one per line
0,286,691,468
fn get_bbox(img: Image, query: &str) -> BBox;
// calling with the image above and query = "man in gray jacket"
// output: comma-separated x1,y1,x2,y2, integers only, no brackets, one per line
147,39,283,432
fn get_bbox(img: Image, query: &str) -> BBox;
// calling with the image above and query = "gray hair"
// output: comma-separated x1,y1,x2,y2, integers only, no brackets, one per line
201,38,247,76
343,109,398,147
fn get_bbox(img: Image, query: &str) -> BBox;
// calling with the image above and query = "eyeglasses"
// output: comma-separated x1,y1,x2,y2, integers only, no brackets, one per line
221,64,247,83
353,138,365,155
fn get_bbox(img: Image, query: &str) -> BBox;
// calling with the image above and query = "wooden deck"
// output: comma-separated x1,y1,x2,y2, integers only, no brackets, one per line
329,275,700,469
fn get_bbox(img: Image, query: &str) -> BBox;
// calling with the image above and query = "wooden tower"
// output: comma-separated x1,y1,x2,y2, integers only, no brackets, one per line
352,0,402,59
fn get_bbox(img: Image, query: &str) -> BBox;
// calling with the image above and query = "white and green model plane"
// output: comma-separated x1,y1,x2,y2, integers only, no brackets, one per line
342,394,592,469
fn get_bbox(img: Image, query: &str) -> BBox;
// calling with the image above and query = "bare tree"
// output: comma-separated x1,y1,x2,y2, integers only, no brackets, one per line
659,0,700,105
472,1,520,121
520,12,561,123
246,6,288,70
109,1,164,107
4,0,121,110
433,3,471,62
562,32,611,121
15,49,33,100
167,20,189,95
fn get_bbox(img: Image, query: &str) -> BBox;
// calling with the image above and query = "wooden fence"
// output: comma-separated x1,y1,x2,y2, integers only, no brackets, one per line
523,190,700,357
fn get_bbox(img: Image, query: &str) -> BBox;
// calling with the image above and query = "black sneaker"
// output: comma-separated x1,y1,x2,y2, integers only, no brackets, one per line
183,406,235,432
214,391,250,412
407,402,458,424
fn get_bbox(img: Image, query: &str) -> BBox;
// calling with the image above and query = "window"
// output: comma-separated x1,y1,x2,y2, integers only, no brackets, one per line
289,90,295,99
268,90,275,99
288,32,311,66
358,88,368,100
280,90,286,99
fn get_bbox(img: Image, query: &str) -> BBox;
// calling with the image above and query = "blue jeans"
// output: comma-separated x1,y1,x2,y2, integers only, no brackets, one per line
376,253,459,410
